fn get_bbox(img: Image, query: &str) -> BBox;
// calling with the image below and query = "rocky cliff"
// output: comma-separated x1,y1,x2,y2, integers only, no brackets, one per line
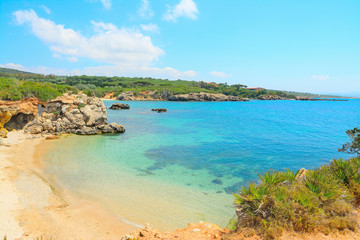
117,91,248,102
0,94,124,138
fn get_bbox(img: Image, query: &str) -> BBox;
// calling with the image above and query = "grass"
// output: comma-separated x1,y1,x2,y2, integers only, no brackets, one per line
233,156,360,239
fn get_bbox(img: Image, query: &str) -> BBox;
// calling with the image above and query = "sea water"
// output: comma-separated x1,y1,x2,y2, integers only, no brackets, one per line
42,99,360,230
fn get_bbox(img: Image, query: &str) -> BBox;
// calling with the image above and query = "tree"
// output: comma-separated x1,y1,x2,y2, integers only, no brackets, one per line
339,127,360,155
231,84,247,91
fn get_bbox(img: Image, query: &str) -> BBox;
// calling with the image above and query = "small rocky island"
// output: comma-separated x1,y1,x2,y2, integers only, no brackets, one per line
109,103,130,109
151,108,167,113
0,94,124,138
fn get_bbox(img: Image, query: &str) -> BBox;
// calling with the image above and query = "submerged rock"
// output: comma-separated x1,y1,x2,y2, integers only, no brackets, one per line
109,103,130,109
212,178,223,185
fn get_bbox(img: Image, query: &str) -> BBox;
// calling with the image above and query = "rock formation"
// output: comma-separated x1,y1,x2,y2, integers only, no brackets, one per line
151,108,167,113
0,98,44,137
109,103,130,109
295,97,348,101
258,95,287,100
167,92,246,101
117,91,248,102
0,94,125,138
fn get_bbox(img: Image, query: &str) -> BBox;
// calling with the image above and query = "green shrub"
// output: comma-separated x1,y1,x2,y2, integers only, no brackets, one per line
78,103,86,109
234,156,360,238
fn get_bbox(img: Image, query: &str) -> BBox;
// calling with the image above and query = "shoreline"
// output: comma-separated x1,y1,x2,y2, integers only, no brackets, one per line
0,131,137,239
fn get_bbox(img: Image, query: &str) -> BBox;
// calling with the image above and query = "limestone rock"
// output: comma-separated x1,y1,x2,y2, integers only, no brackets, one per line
117,91,248,102
168,92,247,102
0,94,126,137
109,122,125,133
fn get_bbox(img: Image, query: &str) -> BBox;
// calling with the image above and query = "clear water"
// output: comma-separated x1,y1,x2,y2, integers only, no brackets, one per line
42,99,360,230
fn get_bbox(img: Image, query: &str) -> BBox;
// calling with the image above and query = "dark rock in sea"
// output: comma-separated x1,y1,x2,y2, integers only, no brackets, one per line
109,103,130,109
212,178,223,185
216,190,223,194
151,108,167,113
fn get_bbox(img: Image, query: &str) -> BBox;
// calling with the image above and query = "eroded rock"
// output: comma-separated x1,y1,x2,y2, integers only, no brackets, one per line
0,94,125,137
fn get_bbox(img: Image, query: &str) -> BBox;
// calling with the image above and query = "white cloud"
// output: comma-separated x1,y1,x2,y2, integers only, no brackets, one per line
40,5,51,14
52,53,62,59
312,75,329,80
210,71,231,78
87,0,111,10
0,63,197,79
67,56,78,62
163,0,199,22
98,0,112,10
140,23,159,34
138,0,154,19
13,9,164,67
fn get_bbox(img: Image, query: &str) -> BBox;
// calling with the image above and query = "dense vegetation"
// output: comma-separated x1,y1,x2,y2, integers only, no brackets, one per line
339,127,360,155
0,77,77,101
232,128,360,239
0,67,298,100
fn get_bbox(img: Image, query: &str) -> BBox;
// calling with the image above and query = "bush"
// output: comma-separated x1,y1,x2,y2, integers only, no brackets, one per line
234,157,360,239
0,77,77,101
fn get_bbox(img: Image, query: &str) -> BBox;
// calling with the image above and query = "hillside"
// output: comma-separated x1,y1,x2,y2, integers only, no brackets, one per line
0,67,345,100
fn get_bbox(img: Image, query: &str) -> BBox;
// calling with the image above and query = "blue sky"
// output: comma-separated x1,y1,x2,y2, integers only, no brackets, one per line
0,0,359,95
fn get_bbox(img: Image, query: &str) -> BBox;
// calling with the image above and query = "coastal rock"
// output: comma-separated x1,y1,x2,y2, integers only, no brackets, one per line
0,98,43,137
151,108,167,113
117,90,161,101
259,95,287,100
117,91,248,102
295,97,348,101
0,94,125,137
109,122,125,132
168,92,247,102
109,103,130,110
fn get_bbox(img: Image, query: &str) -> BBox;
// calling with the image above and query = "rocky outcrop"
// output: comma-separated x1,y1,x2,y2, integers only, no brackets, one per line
109,103,130,109
117,91,248,102
0,94,125,138
258,95,288,100
0,98,44,137
151,108,167,113
117,90,164,101
167,92,247,101
295,97,348,101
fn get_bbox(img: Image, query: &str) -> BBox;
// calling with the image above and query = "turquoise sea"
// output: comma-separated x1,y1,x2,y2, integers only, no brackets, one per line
42,99,360,230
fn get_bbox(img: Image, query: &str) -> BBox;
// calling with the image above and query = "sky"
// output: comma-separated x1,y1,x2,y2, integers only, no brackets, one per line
0,0,359,95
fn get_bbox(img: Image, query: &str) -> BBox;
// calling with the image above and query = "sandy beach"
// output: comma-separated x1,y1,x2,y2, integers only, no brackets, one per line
0,131,137,240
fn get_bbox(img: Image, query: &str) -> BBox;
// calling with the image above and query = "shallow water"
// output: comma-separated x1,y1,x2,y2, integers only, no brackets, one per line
42,99,360,230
